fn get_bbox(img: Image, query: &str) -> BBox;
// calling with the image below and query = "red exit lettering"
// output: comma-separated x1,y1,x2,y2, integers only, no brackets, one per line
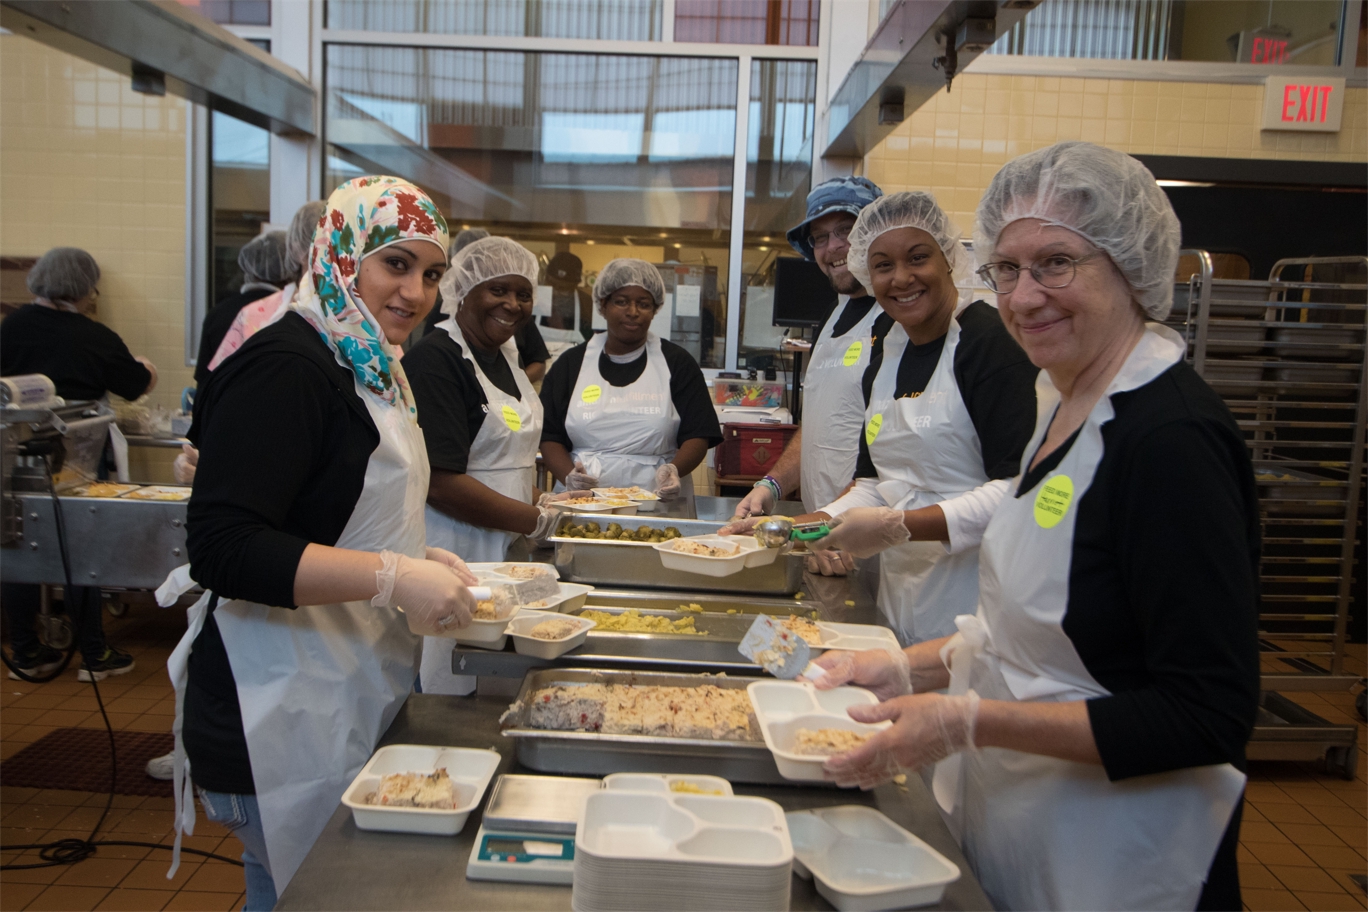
1282,84,1335,123
1251,36,1288,64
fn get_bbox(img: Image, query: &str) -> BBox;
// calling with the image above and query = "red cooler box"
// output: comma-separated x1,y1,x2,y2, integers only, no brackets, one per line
716,422,798,477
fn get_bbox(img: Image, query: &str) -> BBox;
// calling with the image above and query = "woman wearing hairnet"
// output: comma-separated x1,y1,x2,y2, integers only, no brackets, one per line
538,258,721,498
730,192,1038,644
403,236,567,695
807,142,1259,911
194,230,292,386
171,176,480,908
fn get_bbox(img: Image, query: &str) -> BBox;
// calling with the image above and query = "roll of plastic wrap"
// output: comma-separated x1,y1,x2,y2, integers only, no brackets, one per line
0,374,57,408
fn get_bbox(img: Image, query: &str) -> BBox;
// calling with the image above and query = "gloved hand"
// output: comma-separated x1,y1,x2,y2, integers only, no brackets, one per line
717,515,762,537
824,691,981,789
810,507,909,560
806,648,913,700
804,548,855,576
566,462,598,491
173,444,198,485
423,547,479,586
654,463,682,499
528,502,562,543
373,550,475,636
731,484,775,522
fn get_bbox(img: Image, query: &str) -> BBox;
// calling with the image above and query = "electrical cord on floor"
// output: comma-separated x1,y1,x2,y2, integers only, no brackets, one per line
1,456,242,871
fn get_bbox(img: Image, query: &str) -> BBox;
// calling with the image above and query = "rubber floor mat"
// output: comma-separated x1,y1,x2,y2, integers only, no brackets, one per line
1,728,173,798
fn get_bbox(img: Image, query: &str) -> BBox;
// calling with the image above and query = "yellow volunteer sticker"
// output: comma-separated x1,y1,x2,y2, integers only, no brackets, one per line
865,413,884,445
1033,475,1074,528
581,384,602,404
501,405,522,431
842,340,863,367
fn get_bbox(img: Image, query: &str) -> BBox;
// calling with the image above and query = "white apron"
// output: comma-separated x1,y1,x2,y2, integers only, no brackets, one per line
799,298,882,513
166,352,429,893
420,318,542,695
933,324,1245,911
863,316,989,644
564,332,693,497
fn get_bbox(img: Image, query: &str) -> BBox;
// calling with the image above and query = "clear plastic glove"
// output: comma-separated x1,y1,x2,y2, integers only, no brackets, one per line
717,514,762,537
804,548,855,576
654,463,682,499
566,462,598,491
806,647,913,700
824,691,981,789
173,444,198,485
422,547,479,586
529,503,561,543
731,484,775,522
373,550,475,636
810,507,909,560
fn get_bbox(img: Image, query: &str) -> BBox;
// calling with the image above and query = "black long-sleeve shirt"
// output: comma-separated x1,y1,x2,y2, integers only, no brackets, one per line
1,304,151,401
183,311,379,793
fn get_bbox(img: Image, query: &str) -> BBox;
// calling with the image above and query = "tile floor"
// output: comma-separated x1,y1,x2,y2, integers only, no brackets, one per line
1,606,1365,911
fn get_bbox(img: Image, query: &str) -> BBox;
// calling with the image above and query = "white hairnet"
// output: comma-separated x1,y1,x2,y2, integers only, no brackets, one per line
287,200,327,276
846,191,970,293
450,227,489,258
27,247,100,304
439,236,539,315
974,141,1181,321
238,231,291,286
594,258,666,308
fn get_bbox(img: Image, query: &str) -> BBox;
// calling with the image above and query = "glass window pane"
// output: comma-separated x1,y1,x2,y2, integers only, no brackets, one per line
211,111,271,306
674,0,820,46
187,0,271,26
324,45,736,367
326,0,663,40
988,0,1345,65
738,59,817,364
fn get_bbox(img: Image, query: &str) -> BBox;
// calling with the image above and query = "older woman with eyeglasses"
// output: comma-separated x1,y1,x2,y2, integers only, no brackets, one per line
806,142,1260,911
539,258,721,499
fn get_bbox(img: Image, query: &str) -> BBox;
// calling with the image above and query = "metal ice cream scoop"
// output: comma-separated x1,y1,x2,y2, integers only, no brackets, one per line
752,515,843,550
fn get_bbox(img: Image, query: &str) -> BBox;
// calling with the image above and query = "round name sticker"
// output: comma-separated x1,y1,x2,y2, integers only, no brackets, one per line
865,413,884,445
581,384,602,404
1033,475,1074,529
842,340,863,367
501,405,522,432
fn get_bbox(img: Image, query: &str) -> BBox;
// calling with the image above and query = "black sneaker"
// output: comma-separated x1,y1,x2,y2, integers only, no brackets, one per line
7,645,65,680
78,647,135,682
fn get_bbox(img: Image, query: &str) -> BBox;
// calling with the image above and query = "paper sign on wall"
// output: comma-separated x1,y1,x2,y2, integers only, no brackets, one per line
651,292,674,340
675,284,701,317
1262,76,1345,132
533,285,553,317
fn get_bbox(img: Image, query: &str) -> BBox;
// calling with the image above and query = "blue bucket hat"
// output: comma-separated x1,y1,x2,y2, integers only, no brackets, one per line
786,176,884,260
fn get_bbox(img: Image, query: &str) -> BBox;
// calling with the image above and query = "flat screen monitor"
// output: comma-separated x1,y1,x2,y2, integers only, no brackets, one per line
772,257,838,328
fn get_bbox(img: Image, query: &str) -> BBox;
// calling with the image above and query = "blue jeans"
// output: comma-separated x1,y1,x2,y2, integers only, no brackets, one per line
198,789,277,911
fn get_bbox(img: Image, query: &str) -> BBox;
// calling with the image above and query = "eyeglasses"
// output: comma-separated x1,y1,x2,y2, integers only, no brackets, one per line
976,253,1099,293
809,223,854,250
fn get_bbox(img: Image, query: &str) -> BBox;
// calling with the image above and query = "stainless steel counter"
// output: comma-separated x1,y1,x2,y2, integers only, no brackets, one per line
275,693,990,912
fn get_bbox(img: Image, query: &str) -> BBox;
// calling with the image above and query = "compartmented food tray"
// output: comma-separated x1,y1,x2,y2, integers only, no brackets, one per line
602,773,734,796
500,669,788,784
748,681,887,782
339,744,500,835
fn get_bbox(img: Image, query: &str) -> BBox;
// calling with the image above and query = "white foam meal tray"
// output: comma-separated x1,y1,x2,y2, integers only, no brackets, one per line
652,535,762,577
553,498,639,515
506,613,597,659
592,487,660,511
747,681,889,782
786,805,961,910
602,773,733,796
576,789,791,867
812,622,902,654
340,744,501,836
454,598,520,646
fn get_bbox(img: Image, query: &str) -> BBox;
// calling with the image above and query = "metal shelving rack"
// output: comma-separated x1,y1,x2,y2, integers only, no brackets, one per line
1170,252,1366,778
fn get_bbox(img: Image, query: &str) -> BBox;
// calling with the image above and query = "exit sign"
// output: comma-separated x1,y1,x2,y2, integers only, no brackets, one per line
1262,76,1346,132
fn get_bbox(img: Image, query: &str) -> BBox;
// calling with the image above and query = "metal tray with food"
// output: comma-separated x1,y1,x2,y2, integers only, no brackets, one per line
1254,468,1351,516
69,482,142,498
581,589,822,616
121,484,192,501
500,668,787,784
552,515,804,594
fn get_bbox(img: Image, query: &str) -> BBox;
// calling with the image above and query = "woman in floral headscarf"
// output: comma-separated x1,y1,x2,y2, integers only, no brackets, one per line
168,177,480,909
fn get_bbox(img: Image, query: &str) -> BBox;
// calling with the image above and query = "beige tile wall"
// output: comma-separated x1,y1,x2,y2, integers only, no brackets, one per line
865,73,1368,236
0,36,191,414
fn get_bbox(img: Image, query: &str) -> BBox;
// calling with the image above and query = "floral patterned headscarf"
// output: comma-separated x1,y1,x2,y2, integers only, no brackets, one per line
291,175,449,417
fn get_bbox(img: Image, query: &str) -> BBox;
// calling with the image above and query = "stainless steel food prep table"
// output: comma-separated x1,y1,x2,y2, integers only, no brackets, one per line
274,693,991,912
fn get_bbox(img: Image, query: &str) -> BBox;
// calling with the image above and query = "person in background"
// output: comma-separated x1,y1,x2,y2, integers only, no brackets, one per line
1,247,155,681
539,258,721,499
731,177,890,516
808,142,1259,911
173,176,478,909
194,231,292,386
543,250,594,339
403,236,565,696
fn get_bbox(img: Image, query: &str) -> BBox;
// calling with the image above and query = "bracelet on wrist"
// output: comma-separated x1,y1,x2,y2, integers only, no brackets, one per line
755,475,783,502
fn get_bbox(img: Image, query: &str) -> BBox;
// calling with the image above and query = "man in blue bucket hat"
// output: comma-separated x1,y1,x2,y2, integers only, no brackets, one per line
727,176,887,535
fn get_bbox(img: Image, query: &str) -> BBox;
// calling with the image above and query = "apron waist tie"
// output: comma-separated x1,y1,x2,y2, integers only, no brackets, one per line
932,614,987,814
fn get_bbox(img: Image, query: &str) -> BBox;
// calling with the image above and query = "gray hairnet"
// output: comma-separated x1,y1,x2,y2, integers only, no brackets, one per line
238,231,292,287
27,247,100,305
973,141,1181,321
286,200,327,275
439,236,539,314
846,191,970,294
594,258,666,308
450,228,490,258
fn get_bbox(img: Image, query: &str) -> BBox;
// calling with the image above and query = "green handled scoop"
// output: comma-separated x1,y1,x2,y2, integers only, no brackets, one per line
751,515,843,550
